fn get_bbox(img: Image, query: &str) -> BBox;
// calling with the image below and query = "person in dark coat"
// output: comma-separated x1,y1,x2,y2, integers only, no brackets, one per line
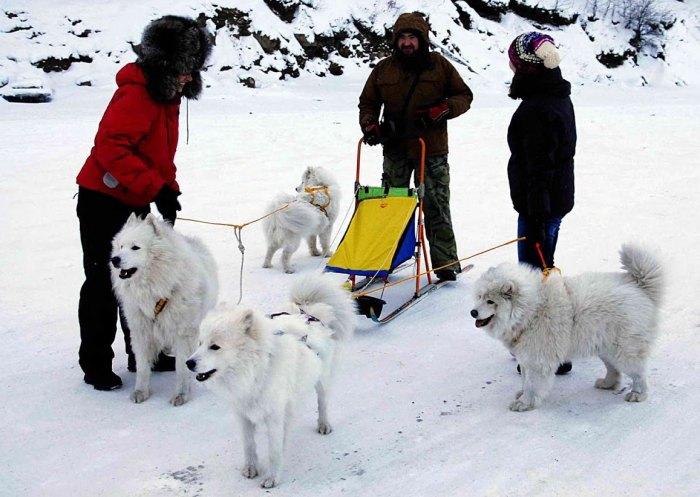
75,16,211,390
507,32,576,375
358,12,473,281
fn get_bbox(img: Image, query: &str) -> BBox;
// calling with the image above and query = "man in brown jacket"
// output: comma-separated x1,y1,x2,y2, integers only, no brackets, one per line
358,12,473,281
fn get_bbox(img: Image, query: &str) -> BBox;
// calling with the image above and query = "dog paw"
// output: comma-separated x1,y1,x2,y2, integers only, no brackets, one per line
317,421,333,435
241,465,258,479
595,378,618,390
261,476,278,488
284,267,296,274
262,262,272,269
509,399,535,412
170,393,189,406
624,391,647,402
131,389,150,404
310,248,322,256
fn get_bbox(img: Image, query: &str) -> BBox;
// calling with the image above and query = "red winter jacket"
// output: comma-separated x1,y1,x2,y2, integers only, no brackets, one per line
76,63,181,207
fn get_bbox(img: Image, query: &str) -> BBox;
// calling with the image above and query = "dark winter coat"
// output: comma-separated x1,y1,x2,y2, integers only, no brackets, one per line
358,12,473,159
507,68,576,219
76,63,182,207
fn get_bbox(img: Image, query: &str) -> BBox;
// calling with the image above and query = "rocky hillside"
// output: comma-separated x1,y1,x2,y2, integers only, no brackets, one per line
1,0,698,100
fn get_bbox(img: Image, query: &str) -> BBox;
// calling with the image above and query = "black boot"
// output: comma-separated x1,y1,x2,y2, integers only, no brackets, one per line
555,362,572,375
127,352,176,372
84,371,123,391
152,352,176,372
435,269,457,282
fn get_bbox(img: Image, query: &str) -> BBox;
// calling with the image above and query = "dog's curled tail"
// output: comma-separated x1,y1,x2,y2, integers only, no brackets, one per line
290,273,356,342
264,193,321,234
620,243,664,305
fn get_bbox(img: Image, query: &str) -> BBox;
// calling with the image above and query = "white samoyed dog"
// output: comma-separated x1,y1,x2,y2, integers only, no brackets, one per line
470,243,663,412
111,213,218,406
187,274,355,488
263,166,340,273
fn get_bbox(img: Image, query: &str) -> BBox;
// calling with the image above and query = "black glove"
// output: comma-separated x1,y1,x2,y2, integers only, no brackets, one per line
362,122,382,146
154,185,181,224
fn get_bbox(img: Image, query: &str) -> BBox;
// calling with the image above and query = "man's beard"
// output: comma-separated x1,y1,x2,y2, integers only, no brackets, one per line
395,45,428,71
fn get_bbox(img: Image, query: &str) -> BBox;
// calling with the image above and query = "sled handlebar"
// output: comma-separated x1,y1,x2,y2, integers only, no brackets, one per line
356,137,426,190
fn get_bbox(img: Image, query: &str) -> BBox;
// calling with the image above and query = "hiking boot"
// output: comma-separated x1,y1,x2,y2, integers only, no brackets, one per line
516,362,573,375
152,352,176,372
127,351,176,372
435,269,457,282
555,362,572,375
84,371,123,391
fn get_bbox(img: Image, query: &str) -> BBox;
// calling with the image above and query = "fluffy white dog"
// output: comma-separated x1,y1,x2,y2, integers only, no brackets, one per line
187,274,355,488
111,213,218,406
263,166,340,273
470,244,663,412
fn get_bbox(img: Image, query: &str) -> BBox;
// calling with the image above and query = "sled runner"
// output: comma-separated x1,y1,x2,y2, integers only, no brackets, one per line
326,138,458,323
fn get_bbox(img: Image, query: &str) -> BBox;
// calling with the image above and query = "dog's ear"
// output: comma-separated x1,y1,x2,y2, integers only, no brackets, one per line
144,213,162,236
126,212,139,224
500,282,515,300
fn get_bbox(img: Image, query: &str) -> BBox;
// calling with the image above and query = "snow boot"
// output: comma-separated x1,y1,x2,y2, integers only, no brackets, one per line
127,351,176,372
84,371,123,391
435,269,457,282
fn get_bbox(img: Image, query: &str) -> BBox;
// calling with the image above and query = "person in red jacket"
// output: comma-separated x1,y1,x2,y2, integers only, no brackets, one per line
76,16,211,391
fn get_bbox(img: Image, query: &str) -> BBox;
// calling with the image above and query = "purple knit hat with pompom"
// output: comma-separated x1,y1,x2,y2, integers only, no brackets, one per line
508,32,560,73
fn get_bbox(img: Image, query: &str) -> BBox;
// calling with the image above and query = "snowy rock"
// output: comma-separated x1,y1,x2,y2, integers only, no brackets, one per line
2,77,52,102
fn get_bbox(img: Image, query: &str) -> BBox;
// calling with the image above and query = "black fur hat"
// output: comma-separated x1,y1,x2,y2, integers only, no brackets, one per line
134,15,212,102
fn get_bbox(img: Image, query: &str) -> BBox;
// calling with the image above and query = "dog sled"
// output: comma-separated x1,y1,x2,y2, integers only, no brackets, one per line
325,138,468,323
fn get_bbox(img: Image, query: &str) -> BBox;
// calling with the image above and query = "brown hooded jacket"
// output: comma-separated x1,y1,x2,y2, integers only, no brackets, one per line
358,12,473,159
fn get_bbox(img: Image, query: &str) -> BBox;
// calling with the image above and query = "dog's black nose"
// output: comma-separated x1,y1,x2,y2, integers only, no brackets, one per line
470,309,478,318
186,359,196,371
110,256,121,268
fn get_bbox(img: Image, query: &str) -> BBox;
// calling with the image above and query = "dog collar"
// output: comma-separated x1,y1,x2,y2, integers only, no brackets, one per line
154,298,168,317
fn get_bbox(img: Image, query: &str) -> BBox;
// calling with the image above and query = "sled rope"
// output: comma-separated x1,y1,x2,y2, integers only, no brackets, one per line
534,241,561,279
179,203,291,230
179,203,293,304
354,237,526,298
233,226,245,304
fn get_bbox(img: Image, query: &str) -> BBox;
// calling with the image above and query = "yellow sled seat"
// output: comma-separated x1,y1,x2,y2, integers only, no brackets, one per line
326,192,417,278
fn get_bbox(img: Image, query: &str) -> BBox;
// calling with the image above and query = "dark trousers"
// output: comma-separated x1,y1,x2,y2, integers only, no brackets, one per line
77,188,150,376
517,215,562,269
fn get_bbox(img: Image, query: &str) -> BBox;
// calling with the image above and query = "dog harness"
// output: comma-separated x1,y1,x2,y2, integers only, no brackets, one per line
269,311,322,355
303,186,331,216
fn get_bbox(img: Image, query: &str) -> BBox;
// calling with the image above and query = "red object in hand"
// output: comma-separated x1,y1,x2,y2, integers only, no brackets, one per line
362,122,382,145
426,101,450,123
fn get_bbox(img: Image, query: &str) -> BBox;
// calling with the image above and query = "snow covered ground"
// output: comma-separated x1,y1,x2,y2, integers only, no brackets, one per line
1,72,699,496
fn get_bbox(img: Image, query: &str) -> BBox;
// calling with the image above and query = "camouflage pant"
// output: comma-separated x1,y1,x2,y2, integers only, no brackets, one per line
382,153,459,271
